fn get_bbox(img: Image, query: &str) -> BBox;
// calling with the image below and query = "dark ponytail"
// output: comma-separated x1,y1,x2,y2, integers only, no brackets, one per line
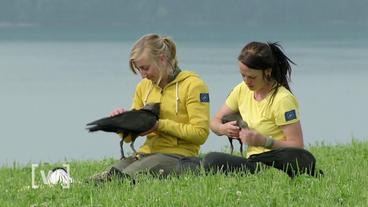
267,42,295,92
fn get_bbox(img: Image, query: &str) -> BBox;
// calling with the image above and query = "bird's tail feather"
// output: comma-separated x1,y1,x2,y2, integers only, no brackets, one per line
86,125,100,132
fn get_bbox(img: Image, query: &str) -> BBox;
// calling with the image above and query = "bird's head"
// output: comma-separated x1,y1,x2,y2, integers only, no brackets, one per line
141,103,160,118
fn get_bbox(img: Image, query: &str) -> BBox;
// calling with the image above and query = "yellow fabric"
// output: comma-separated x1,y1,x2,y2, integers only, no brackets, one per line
226,82,300,158
121,71,210,156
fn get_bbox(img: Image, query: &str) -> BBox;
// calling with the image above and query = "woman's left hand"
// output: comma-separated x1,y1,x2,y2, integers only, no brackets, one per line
239,128,266,146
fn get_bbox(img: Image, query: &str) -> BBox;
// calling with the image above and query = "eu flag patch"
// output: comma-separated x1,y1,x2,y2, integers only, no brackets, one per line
284,109,297,121
200,93,210,102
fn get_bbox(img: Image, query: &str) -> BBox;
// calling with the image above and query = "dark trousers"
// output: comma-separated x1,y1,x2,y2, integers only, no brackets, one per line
203,148,321,178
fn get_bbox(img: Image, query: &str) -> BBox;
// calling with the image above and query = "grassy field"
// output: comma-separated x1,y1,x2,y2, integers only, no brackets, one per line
1,140,367,207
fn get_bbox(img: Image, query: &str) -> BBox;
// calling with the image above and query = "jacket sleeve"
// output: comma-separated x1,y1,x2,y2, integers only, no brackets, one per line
158,79,210,145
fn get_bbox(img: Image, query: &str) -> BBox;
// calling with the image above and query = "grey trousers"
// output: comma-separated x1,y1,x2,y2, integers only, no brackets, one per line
109,153,185,178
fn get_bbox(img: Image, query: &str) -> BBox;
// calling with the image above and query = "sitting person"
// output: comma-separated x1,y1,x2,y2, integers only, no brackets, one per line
89,34,210,182
203,41,320,178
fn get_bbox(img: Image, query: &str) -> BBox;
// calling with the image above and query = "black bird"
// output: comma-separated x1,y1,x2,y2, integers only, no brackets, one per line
87,103,160,159
221,113,248,157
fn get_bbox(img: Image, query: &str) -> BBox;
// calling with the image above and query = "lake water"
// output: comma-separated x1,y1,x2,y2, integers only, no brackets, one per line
1,36,367,166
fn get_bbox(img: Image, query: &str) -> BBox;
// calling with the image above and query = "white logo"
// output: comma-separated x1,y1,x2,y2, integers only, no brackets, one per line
31,164,71,189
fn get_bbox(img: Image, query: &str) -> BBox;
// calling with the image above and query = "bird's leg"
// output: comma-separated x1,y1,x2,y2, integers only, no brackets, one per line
120,139,125,160
130,140,136,154
238,139,244,157
228,137,234,155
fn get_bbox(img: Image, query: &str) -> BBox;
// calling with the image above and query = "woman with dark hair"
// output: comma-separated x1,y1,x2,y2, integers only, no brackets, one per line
203,42,320,178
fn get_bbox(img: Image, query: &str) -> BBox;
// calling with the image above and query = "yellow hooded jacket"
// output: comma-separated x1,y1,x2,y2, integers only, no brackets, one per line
123,70,210,157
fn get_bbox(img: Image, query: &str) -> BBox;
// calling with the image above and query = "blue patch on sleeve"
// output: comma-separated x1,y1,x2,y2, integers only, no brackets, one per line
284,109,297,121
200,93,210,102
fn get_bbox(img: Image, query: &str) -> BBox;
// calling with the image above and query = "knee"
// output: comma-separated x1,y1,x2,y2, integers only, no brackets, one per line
291,149,317,171
283,148,319,177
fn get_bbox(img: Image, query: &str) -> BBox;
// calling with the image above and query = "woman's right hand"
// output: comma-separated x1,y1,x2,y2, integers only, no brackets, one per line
219,121,240,138
109,107,126,117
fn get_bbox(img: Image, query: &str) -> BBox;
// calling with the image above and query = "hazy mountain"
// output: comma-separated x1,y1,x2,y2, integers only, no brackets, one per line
0,0,366,27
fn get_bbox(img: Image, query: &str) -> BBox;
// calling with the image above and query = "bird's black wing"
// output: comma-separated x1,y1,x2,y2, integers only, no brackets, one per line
86,110,157,134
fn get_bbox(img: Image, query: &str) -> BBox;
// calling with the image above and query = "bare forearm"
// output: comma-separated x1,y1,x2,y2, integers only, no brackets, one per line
271,138,304,149
210,118,223,136
240,130,304,149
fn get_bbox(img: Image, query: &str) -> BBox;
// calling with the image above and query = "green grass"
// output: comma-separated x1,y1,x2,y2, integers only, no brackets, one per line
1,140,368,207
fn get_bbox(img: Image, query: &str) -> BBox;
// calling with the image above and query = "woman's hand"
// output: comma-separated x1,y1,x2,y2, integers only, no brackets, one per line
109,107,126,117
239,128,266,146
219,121,240,138
210,104,239,137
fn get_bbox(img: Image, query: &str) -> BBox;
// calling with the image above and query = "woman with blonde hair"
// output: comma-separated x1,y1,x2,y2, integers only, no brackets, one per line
90,34,210,182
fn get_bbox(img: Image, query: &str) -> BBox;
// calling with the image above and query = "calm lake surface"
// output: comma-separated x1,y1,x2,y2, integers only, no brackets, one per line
1,36,367,165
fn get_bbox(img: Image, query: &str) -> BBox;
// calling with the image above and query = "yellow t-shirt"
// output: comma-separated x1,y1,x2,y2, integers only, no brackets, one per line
226,82,300,157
